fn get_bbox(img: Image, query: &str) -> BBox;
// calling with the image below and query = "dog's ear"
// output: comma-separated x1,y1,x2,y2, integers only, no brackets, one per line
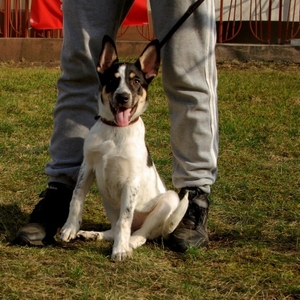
97,35,119,74
136,39,160,82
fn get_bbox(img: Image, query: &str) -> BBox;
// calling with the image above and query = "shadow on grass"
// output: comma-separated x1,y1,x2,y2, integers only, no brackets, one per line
0,203,29,243
57,238,113,258
210,227,299,252
2,204,297,255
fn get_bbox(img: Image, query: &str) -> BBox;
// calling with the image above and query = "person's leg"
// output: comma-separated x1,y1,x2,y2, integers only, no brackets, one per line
150,0,218,251
15,0,134,246
48,0,135,188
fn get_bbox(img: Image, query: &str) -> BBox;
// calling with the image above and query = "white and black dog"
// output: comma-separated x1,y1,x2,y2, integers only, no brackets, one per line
60,36,188,261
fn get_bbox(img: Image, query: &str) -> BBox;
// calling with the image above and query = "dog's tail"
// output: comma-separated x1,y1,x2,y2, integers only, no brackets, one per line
162,192,189,238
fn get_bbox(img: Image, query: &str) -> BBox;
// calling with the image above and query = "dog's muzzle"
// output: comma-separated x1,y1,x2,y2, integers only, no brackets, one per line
110,97,138,127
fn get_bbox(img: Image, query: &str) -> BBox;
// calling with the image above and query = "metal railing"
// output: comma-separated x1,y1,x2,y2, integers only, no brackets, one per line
0,0,62,37
1,0,300,44
217,0,243,43
248,0,300,44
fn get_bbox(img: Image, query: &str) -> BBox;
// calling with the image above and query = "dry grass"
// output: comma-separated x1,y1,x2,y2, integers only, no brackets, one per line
0,61,299,299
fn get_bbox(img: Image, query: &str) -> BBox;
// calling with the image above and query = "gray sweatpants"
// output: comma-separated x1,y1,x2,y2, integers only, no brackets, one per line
46,0,218,194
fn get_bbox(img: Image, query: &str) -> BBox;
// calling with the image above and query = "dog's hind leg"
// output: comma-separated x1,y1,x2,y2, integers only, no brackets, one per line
162,191,188,238
61,161,95,242
129,190,183,249
77,229,114,241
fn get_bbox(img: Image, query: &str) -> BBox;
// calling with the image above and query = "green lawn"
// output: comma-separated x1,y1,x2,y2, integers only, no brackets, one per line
0,61,299,299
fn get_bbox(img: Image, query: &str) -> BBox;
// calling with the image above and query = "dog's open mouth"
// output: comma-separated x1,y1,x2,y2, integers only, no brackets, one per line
111,104,138,127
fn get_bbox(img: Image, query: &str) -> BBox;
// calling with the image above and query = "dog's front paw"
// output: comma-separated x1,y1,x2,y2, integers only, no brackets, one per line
111,248,133,262
60,222,79,242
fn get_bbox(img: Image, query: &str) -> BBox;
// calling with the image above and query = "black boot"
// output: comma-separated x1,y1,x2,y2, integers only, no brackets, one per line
14,183,73,246
170,187,209,252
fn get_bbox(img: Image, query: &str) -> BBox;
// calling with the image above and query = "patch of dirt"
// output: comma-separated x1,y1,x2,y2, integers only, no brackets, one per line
0,60,61,69
217,60,300,71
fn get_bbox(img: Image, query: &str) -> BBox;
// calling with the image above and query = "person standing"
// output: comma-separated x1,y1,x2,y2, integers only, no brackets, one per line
15,0,218,253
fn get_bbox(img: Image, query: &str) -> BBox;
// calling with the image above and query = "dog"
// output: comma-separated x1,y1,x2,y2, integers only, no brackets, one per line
60,35,188,261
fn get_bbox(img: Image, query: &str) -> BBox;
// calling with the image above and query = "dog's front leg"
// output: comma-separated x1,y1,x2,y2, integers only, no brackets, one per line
111,186,138,261
61,161,95,242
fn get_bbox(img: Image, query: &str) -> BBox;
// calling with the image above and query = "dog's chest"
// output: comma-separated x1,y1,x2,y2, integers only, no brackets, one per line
84,121,156,206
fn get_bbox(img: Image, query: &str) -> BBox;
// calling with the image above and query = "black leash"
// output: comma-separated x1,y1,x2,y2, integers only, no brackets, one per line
159,0,205,48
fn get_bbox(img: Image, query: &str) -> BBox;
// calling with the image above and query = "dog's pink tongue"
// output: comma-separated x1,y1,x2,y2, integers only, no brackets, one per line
116,108,131,127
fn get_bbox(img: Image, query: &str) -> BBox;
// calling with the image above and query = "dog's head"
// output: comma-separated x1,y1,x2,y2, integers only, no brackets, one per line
97,35,160,127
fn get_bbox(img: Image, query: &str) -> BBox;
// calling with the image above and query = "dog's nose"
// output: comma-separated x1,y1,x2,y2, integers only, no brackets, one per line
115,92,130,104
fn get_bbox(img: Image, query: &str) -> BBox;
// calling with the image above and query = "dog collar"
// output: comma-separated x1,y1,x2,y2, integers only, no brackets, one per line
95,115,139,127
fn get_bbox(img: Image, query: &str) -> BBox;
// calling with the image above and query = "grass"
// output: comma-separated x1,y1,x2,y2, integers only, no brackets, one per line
0,60,299,299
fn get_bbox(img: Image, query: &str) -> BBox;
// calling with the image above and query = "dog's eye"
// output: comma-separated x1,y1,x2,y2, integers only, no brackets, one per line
132,78,140,86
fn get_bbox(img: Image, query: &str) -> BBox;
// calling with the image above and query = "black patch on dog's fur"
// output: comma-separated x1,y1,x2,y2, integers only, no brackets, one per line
99,64,122,93
146,146,153,167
